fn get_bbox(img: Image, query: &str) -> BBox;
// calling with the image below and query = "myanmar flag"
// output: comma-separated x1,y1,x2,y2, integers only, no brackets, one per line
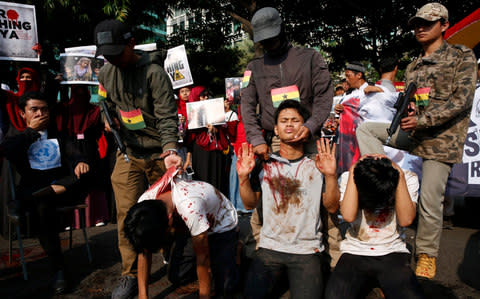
241,70,251,88
120,108,146,130
98,83,107,100
271,85,300,108
414,87,430,107
394,82,405,92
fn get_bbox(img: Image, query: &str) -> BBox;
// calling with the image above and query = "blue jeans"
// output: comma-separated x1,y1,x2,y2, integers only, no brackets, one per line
229,153,250,213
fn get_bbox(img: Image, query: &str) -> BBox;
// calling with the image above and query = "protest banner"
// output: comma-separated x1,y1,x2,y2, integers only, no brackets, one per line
135,43,156,52
0,1,38,61
225,77,241,103
186,98,225,130
164,45,193,89
66,43,157,55
59,53,104,85
442,88,480,197
65,45,97,56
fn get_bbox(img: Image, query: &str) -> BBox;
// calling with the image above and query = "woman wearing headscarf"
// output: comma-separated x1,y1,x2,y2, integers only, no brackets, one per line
56,85,109,227
185,86,236,196
2,67,41,132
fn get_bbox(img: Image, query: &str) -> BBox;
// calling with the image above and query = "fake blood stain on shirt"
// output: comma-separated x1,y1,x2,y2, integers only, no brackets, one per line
264,164,302,214
365,208,393,230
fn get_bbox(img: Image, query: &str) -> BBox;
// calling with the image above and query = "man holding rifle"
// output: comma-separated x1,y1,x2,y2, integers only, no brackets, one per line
356,3,477,279
94,19,181,299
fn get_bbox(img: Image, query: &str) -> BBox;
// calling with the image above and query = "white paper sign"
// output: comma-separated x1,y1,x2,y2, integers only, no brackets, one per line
186,98,226,130
463,88,480,164
164,45,193,89
0,1,39,61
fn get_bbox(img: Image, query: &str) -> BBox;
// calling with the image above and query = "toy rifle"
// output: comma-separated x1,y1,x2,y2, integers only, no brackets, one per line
100,100,130,162
385,82,417,145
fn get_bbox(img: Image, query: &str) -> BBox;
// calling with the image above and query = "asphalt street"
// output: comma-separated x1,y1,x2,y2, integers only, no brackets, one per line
0,201,479,299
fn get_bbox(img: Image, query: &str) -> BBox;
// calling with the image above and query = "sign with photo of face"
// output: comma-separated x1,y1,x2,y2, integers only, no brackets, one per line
59,53,104,85
225,77,242,104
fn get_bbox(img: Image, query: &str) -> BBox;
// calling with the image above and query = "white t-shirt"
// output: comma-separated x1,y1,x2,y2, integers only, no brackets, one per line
355,85,423,178
339,170,419,256
254,154,325,255
358,84,397,123
139,169,238,237
225,110,239,122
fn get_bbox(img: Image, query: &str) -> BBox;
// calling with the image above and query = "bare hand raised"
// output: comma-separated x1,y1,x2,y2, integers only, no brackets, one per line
315,138,337,177
237,142,256,177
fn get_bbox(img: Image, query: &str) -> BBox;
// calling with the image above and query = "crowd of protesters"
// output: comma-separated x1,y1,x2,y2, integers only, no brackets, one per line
0,2,479,299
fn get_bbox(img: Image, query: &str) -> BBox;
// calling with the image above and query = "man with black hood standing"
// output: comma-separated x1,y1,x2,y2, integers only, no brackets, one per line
93,19,182,299
240,7,338,269
241,7,333,159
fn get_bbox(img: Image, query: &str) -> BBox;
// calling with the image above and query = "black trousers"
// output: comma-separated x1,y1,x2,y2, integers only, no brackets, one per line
168,229,239,296
16,183,84,272
244,248,326,299
325,253,424,299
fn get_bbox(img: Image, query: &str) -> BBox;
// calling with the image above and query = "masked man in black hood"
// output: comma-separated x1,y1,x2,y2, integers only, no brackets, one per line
240,7,340,269
240,7,333,159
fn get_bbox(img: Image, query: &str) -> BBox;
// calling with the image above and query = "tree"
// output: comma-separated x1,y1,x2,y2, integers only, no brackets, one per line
171,0,479,76
3,1,478,89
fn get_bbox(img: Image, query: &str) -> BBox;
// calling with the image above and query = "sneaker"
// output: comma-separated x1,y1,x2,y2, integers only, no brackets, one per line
416,254,436,279
53,270,66,294
112,275,137,299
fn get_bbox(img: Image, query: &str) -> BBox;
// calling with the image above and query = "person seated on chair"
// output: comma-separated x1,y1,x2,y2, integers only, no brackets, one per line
0,91,91,294
325,155,424,299
124,166,239,299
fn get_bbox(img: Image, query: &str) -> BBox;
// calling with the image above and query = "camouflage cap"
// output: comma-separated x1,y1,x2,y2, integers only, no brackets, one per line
408,3,448,26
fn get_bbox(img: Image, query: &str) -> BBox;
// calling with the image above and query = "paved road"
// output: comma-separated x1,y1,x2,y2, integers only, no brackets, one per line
1,210,479,299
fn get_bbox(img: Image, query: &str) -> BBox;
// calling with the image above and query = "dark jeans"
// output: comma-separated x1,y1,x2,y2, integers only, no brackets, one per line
245,248,326,299
16,186,83,272
325,253,424,299
168,228,239,296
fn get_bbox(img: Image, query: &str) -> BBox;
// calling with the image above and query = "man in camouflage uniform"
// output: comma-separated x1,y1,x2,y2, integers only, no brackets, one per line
356,3,477,279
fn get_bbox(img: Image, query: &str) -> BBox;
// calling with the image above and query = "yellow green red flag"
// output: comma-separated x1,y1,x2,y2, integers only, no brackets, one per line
241,70,251,88
120,108,146,130
271,85,300,108
394,82,405,92
98,83,107,99
414,87,430,107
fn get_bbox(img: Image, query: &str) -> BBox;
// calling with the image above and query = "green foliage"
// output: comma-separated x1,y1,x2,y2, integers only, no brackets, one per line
4,0,479,88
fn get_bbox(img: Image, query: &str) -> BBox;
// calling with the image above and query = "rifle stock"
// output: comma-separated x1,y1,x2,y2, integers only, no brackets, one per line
385,83,417,145
100,100,130,162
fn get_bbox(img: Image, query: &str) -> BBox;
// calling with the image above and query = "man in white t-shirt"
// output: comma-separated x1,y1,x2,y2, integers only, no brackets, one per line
325,155,423,298
124,167,238,299
237,100,340,298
